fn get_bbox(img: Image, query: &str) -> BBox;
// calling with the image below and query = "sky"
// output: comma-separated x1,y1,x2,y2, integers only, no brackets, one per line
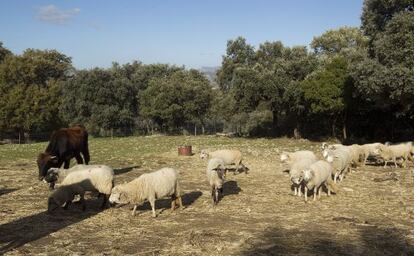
0,0,364,69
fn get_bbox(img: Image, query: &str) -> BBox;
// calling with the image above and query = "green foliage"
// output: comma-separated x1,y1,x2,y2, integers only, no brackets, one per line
0,49,71,133
139,69,212,131
0,42,12,63
302,57,351,115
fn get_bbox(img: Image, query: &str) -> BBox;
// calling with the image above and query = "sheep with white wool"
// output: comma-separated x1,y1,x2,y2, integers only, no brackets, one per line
48,183,86,213
301,160,338,202
375,142,412,168
289,158,317,197
280,150,317,167
323,145,365,168
206,158,226,205
44,164,90,189
325,148,351,183
200,149,246,175
60,165,114,209
361,143,382,166
109,167,183,217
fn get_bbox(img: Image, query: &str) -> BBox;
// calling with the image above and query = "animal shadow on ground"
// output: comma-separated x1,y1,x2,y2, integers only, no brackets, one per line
0,198,104,254
240,223,414,256
226,165,250,175
221,180,242,200
0,188,18,197
137,191,202,212
113,165,141,175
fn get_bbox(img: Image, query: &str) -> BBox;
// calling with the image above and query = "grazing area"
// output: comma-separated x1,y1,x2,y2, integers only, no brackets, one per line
0,136,413,255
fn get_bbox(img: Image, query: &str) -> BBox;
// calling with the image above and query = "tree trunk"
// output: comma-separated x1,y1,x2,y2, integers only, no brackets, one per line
332,117,337,138
342,123,347,140
194,124,197,136
18,132,21,144
293,127,301,139
111,128,113,139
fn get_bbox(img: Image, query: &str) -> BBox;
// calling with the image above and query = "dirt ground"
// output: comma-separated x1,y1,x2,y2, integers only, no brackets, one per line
0,136,413,255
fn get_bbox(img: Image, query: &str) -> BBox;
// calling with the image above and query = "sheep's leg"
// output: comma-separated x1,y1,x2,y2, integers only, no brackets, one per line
298,184,302,197
100,194,109,209
215,189,219,204
63,160,70,169
293,186,297,196
211,188,216,205
384,160,388,168
131,205,138,216
334,173,338,183
63,201,71,210
313,187,317,201
328,186,331,196
177,196,184,209
170,195,176,211
318,186,322,199
149,199,157,218
304,187,308,202
80,195,86,211
394,157,398,168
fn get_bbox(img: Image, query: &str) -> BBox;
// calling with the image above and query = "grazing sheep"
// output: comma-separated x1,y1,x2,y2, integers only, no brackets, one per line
280,150,317,167
361,143,382,166
200,149,246,175
206,158,226,205
60,165,114,209
375,142,412,168
48,183,86,213
44,164,89,189
321,143,343,151
109,168,182,217
289,158,317,197
301,160,338,202
325,148,351,183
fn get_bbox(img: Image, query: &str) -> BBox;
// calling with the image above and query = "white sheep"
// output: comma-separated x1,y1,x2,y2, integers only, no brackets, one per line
301,160,338,202
109,167,183,217
48,183,86,213
206,158,226,205
361,143,382,166
44,164,89,189
280,150,317,167
60,165,114,209
289,158,317,197
325,148,351,183
200,149,246,175
375,142,412,168
323,145,365,168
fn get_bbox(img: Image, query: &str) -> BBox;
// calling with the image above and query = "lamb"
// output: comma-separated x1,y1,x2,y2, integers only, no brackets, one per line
48,183,86,213
200,149,246,174
325,148,351,183
109,167,183,217
289,158,317,197
280,150,317,167
206,158,226,205
375,142,412,168
301,160,338,202
60,165,114,209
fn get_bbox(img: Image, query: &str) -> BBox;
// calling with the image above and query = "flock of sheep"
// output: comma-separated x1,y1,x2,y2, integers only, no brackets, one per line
281,141,414,202
44,140,413,216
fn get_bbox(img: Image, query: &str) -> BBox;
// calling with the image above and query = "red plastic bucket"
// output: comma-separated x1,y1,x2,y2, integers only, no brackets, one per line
178,145,192,156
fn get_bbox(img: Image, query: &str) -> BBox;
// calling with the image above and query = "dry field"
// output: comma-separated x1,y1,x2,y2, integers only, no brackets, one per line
0,135,414,255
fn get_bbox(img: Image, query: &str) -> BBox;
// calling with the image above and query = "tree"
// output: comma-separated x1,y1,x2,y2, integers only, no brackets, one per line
0,42,12,63
0,49,71,136
302,57,352,138
139,70,212,132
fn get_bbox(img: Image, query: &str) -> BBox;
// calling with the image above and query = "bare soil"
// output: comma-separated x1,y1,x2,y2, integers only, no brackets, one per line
0,136,413,255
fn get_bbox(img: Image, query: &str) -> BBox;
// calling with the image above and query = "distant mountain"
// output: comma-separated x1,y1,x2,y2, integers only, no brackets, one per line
199,66,220,87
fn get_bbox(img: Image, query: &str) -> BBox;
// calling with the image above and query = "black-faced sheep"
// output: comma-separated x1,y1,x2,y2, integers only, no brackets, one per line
109,167,183,217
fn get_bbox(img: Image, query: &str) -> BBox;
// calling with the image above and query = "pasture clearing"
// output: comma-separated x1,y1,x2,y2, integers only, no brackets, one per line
0,136,413,255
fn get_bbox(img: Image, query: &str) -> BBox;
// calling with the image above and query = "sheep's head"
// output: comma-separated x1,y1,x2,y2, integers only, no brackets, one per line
109,186,129,205
200,150,209,160
37,154,59,181
290,174,302,185
212,162,226,178
280,152,289,162
301,169,314,182
322,149,330,159
321,142,328,150
326,154,334,163
44,168,59,184
374,145,385,155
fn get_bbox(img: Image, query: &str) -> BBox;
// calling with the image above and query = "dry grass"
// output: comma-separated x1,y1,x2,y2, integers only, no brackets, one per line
0,135,413,255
